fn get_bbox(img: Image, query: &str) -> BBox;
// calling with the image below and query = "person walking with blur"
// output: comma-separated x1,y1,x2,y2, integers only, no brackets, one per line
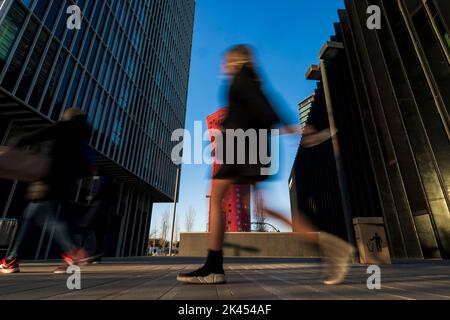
0,108,92,274
177,45,354,285
78,174,116,264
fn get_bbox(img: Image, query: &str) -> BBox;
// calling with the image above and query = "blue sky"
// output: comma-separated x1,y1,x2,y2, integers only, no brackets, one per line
150,0,344,236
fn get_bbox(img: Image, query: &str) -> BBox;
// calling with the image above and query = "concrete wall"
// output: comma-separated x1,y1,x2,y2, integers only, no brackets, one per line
179,233,320,258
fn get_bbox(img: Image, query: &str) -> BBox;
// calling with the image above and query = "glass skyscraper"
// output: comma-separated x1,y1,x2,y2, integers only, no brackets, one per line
0,0,195,258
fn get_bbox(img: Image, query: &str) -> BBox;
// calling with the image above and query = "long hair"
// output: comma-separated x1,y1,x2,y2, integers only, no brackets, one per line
225,44,260,81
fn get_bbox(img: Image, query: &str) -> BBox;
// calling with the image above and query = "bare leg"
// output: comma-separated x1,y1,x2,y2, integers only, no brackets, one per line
209,178,233,250
252,186,354,285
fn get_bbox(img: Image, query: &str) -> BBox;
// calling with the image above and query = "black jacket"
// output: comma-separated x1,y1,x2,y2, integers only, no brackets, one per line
213,65,286,183
17,115,92,200
222,64,282,131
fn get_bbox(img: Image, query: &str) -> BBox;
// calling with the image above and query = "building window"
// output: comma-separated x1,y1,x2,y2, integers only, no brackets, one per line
0,3,26,72
44,0,62,31
52,58,75,120
80,29,94,65
112,118,122,145
29,39,58,108
41,50,67,115
17,30,50,100
20,0,33,8
2,18,39,92
72,25,87,59
33,0,51,20
66,66,82,108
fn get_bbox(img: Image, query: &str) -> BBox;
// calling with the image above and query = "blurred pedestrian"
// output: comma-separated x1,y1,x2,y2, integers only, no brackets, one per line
177,45,354,285
78,174,116,264
0,108,92,274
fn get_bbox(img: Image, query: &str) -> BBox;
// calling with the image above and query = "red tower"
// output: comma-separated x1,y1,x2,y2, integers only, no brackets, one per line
207,108,251,232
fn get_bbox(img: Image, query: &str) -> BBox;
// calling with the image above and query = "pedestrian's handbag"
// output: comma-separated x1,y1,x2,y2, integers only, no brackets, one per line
26,181,49,201
0,146,50,182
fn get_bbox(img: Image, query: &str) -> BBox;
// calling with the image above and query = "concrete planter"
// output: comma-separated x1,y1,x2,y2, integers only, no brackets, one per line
179,232,320,258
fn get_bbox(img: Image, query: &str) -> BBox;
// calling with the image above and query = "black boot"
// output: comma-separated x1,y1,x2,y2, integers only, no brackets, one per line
177,250,226,284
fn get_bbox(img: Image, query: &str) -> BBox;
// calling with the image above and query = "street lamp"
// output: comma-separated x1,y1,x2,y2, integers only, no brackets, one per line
306,41,356,249
168,166,181,256
319,41,344,60
320,42,355,249
305,64,321,81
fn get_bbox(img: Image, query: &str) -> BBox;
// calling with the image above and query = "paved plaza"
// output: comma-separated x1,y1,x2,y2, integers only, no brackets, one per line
1,258,450,300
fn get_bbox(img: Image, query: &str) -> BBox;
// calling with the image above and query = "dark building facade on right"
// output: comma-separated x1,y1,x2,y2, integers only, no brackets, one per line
290,0,450,259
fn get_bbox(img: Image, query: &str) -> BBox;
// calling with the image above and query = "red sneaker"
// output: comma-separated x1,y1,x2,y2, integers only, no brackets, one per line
61,248,89,266
61,253,76,266
0,258,20,274
73,248,89,265
54,249,84,274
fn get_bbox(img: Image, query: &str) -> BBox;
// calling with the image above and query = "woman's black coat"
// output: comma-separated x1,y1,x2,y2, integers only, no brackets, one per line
222,64,281,131
214,64,284,183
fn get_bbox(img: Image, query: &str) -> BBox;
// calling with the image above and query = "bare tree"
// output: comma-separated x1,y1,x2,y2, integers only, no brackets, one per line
253,190,268,232
159,209,170,250
147,226,158,255
149,226,158,240
184,206,196,232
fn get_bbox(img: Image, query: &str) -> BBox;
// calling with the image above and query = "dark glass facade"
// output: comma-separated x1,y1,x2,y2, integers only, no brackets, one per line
0,0,195,258
289,92,349,242
290,0,450,259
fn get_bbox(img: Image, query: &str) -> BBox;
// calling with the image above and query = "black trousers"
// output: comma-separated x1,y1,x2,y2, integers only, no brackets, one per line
78,200,109,255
